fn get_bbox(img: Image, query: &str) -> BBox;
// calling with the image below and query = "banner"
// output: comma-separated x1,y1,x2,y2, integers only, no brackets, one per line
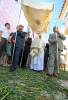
22,0,54,34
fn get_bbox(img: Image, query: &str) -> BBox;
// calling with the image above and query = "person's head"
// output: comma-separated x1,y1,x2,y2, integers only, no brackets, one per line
53,26,58,33
19,25,24,31
16,25,19,30
28,33,30,37
63,45,67,50
37,31,40,34
5,23,10,30
10,32,14,36
39,34,42,39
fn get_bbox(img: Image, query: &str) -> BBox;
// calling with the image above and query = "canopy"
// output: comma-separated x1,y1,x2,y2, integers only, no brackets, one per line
22,0,54,34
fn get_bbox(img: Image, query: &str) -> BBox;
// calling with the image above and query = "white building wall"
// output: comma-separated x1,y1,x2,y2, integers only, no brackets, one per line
60,7,68,33
0,0,21,32
60,7,68,48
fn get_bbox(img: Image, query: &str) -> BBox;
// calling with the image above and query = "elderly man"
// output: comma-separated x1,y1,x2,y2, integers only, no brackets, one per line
30,35,46,72
9,25,28,72
46,26,66,77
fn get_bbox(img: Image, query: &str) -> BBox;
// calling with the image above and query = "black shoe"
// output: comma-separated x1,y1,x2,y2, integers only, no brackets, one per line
21,66,26,69
53,73,58,77
9,68,16,72
46,72,53,77
37,70,42,72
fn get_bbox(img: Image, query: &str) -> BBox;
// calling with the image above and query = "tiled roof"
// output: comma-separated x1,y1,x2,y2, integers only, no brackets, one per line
59,0,66,18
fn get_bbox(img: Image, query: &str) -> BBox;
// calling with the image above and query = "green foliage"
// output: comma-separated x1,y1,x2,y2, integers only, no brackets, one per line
0,66,68,100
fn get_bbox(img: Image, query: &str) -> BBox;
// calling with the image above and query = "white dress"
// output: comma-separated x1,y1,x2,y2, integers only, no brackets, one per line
60,50,67,64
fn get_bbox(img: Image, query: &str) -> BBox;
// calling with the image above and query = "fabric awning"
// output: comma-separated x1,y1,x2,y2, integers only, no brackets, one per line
65,28,68,35
22,0,54,34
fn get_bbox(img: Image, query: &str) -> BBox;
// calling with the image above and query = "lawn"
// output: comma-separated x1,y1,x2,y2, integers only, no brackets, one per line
0,66,68,100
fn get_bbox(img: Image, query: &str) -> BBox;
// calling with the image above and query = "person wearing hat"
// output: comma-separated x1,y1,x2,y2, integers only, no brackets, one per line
30,34,46,71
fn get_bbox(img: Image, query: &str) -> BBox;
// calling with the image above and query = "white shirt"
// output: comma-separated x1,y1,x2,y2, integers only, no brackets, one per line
61,49,67,56
0,25,10,40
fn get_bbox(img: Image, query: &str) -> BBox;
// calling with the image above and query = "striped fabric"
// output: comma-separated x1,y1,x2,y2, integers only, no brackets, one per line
0,0,20,32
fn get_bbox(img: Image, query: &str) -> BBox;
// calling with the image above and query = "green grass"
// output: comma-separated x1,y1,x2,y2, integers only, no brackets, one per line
0,66,68,100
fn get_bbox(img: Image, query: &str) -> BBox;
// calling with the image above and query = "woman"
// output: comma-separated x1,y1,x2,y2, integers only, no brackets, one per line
3,32,13,66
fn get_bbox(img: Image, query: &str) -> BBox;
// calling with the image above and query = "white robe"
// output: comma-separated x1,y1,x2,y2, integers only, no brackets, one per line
30,40,45,71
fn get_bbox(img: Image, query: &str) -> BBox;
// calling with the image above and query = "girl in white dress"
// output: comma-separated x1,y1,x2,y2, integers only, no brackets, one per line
60,45,68,71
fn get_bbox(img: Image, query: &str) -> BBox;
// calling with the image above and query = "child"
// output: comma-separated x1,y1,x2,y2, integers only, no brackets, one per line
60,45,67,71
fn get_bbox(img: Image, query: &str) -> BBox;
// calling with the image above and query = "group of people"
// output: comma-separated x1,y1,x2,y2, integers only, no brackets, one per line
0,23,32,71
30,26,66,78
0,23,67,77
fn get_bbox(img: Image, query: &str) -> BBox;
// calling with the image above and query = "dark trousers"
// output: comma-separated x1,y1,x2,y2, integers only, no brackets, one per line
21,51,29,68
10,47,22,70
18,49,23,65
0,38,7,57
44,51,49,70
44,60,48,70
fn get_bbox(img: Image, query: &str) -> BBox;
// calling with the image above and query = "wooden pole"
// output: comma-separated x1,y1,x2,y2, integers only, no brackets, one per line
12,0,22,63
53,0,59,73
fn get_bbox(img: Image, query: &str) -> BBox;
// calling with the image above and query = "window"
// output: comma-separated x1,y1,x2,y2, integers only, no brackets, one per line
64,12,68,20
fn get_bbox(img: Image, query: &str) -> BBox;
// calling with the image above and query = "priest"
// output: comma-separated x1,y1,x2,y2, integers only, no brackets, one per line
30,34,46,71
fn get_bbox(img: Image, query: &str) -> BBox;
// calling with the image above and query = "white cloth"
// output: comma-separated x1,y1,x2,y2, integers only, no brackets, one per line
22,0,54,33
60,50,67,64
30,40,45,71
30,48,44,71
30,36,45,58
31,36,39,48
22,0,54,10
60,56,66,64
0,25,10,40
